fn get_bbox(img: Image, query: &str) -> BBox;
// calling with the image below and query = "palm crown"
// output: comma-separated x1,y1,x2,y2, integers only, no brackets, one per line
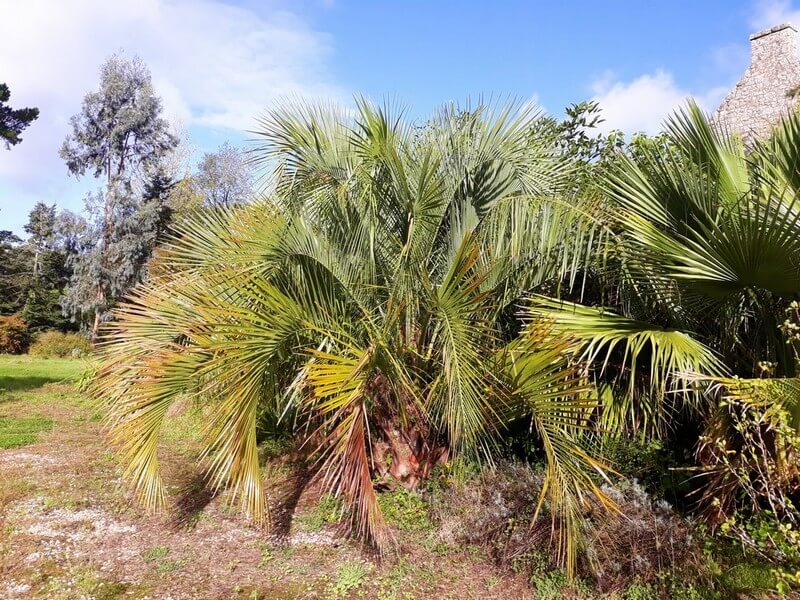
94,99,613,572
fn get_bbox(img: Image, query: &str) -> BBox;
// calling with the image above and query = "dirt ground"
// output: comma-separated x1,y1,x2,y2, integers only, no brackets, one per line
0,360,534,600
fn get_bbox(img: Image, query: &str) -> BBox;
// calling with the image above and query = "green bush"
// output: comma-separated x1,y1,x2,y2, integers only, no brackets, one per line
0,315,30,354
29,330,91,358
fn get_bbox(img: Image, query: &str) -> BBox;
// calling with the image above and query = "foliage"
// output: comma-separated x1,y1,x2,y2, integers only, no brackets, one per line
94,98,615,575
539,103,800,528
718,512,800,594
0,197,85,334
297,494,342,532
330,561,372,597
0,231,25,314
24,202,56,276
528,296,720,437
75,363,98,393
0,82,38,149
15,203,77,332
622,583,658,600
194,142,254,207
587,480,703,591
598,436,690,502
530,569,570,599
0,315,30,354
60,54,177,180
29,331,91,358
377,489,432,532
61,183,174,334
60,54,179,336
430,461,704,593
88,96,800,585
688,302,800,592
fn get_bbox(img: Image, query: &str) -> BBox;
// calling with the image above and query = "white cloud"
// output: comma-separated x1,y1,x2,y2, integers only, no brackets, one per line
750,0,800,29
0,0,343,227
590,70,728,135
586,0,800,137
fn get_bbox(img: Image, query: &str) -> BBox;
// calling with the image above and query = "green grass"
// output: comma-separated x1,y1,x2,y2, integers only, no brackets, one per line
0,415,53,448
141,546,170,562
0,355,86,448
0,354,86,391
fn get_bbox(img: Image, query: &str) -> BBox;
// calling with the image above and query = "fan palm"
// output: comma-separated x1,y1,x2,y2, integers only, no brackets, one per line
538,101,800,518
93,98,614,573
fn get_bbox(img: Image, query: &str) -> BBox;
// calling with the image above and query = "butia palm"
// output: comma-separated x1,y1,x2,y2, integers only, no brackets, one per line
93,99,613,572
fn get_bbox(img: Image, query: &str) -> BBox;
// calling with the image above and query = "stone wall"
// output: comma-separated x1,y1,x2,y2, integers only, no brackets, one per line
714,23,800,143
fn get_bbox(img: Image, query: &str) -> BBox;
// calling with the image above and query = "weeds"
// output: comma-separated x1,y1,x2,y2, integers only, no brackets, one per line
378,488,432,531
530,570,568,600
298,494,341,532
329,561,371,597
141,546,169,562
156,559,186,574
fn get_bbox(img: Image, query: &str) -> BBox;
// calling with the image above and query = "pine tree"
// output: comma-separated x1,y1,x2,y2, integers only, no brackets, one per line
24,202,56,278
0,83,39,149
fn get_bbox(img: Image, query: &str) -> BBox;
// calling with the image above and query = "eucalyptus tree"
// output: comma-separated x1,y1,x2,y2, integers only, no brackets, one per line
60,54,178,337
94,99,614,574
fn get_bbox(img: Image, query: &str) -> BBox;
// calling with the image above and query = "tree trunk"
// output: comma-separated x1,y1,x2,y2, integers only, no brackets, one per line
91,308,101,342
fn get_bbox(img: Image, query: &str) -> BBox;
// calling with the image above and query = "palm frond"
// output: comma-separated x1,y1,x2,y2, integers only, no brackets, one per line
502,322,614,576
429,235,501,452
527,296,721,434
304,346,390,548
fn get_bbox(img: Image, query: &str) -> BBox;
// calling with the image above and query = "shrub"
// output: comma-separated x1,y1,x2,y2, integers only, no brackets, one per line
587,481,703,591
0,315,30,354
429,462,704,593
29,330,91,358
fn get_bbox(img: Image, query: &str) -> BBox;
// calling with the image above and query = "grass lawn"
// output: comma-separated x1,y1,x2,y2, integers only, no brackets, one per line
0,355,85,448
0,415,54,449
0,354,85,391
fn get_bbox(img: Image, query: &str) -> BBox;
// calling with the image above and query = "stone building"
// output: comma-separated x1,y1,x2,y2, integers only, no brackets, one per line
714,23,800,142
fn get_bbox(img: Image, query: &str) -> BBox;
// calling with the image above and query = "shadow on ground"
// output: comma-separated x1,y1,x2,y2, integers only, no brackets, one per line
0,375,67,393
170,470,219,529
169,465,315,537
270,466,313,538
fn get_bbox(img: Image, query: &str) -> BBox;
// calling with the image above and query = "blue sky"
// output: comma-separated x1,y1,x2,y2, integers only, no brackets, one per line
1,0,797,235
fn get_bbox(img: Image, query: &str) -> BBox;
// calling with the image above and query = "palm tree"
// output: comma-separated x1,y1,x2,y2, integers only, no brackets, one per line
93,98,614,573
536,102,800,522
